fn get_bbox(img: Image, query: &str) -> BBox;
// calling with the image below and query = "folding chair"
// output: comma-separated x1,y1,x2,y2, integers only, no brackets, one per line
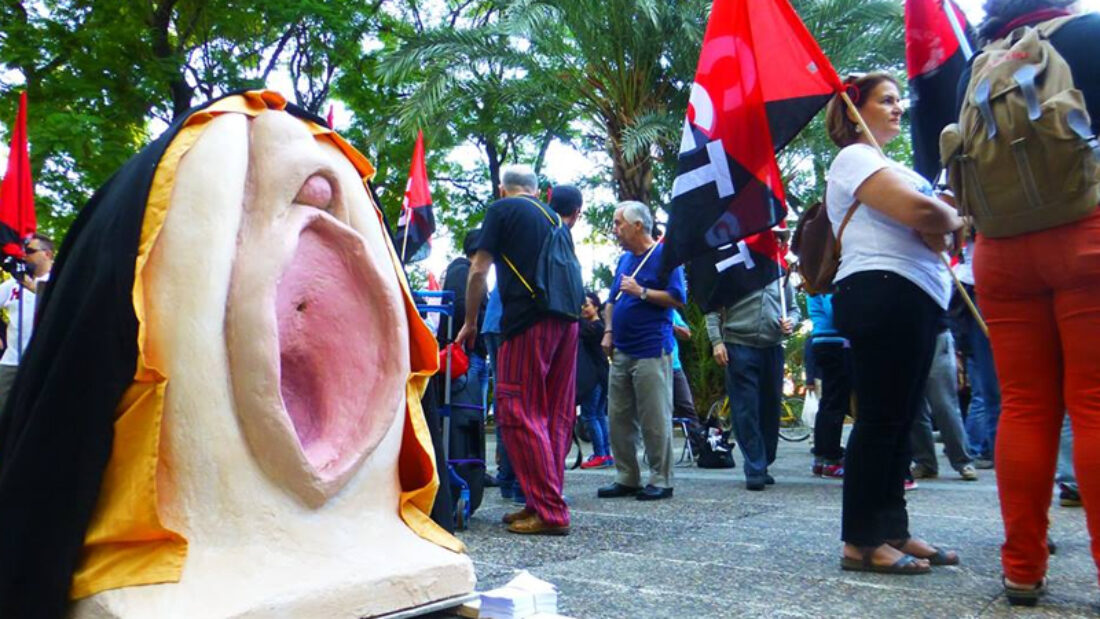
672,417,696,466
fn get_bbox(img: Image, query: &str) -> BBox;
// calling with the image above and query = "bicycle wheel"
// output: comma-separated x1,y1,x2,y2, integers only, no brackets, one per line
778,397,811,442
705,398,732,432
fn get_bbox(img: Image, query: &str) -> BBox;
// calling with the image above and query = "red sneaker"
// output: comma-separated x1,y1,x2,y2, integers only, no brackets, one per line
580,455,606,469
821,464,844,478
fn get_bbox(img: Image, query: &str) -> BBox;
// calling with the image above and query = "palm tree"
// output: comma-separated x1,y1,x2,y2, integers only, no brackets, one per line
376,2,574,200
503,0,708,204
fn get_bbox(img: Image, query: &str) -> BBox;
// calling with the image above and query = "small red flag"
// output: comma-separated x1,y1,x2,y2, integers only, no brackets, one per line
394,129,436,263
0,92,35,257
326,104,335,129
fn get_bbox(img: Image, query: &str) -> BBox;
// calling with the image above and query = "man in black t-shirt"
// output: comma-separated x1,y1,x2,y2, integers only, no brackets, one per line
456,166,581,536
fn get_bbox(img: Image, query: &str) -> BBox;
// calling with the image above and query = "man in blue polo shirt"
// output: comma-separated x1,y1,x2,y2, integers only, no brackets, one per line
597,201,686,501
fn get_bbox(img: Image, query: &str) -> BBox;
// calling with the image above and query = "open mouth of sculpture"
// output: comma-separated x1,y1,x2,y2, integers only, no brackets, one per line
273,216,401,482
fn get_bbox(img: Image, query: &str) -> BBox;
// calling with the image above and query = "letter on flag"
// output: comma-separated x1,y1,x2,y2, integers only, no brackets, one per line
906,0,974,182
394,129,436,264
0,91,36,258
687,229,789,312
661,0,842,307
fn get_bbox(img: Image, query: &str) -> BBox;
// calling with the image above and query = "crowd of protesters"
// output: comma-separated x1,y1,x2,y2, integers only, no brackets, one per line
441,0,1096,608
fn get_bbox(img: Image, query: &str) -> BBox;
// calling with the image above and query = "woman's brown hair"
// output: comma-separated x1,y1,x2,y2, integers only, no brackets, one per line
824,72,899,148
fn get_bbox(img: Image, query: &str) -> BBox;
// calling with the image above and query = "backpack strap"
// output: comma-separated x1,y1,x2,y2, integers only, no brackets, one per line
502,253,536,297
518,195,562,228
825,185,861,252
501,195,560,299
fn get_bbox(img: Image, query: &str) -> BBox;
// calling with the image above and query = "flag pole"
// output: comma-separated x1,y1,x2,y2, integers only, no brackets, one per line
14,92,27,359
777,245,788,321
613,241,659,302
840,91,987,336
777,261,787,321
840,92,882,153
943,0,974,60
941,253,989,336
16,268,23,359
399,206,410,264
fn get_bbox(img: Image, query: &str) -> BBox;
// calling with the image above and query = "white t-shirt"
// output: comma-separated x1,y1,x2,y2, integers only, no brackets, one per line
827,144,951,309
0,275,46,366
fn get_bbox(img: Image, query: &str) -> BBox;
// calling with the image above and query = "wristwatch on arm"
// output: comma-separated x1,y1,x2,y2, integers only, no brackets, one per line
640,287,648,301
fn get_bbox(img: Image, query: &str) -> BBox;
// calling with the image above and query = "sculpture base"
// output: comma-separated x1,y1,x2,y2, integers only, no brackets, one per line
71,529,475,619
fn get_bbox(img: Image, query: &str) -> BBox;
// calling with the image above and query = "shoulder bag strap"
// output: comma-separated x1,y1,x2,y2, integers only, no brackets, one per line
518,195,562,227
502,254,536,297
501,195,557,298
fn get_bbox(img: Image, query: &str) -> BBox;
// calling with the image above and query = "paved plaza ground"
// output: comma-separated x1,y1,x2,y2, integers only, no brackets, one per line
452,433,1097,618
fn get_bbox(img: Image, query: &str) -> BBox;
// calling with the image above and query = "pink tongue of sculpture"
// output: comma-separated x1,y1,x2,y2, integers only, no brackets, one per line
275,224,386,477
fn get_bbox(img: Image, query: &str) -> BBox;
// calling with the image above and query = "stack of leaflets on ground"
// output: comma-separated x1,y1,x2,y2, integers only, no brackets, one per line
476,570,565,618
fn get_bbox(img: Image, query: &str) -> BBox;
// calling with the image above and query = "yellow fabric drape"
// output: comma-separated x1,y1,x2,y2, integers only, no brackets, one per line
72,91,460,600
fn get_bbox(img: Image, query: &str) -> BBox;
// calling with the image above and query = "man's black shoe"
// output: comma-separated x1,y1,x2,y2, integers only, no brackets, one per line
746,479,766,491
635,485,673,501
764,473,776,485
597,482,642,498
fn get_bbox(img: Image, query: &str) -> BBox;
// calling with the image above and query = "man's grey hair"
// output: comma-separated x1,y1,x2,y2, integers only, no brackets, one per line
501,164,538,192
617,200,653,232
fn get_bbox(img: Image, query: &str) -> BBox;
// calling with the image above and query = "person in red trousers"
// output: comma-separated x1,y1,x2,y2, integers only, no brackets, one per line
963,0,1100,605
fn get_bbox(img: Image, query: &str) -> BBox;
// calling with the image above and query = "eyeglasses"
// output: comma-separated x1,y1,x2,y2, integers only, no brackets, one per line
24,247,40,255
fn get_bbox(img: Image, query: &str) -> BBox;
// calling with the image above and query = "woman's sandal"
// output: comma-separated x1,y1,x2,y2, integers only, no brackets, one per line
840,549,931,575
1003,576,1046,607
887,538,960,566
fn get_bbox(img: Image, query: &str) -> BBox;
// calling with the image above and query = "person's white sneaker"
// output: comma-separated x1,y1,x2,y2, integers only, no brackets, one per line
959,464,979,481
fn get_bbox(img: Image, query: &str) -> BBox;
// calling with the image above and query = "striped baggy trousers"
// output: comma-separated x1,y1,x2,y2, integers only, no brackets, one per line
496,318,579,527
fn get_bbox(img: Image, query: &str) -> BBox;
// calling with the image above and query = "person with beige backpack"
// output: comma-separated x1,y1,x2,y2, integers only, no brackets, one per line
940,0,1100,606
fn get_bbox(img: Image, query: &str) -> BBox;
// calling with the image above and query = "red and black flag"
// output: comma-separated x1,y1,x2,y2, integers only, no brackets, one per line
393,129,435,264
0,91,36,258
662,0,842,294
906,0,974,182
687,228,787,313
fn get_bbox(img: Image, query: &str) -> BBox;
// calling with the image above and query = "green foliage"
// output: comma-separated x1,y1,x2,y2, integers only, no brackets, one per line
680,300,726,413
588,262,613,292
0,0,384,241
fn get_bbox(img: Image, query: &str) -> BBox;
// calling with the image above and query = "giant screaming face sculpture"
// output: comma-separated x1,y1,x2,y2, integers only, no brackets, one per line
35,93,475,617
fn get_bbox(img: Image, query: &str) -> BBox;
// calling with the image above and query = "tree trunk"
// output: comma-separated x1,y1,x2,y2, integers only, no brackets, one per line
532,130,553,178
484,138,502,201
604,114,654,205
611,150,653,204
149,0,194,120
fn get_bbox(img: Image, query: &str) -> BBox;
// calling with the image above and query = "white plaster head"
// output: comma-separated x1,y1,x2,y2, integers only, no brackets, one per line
68,97,473,618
